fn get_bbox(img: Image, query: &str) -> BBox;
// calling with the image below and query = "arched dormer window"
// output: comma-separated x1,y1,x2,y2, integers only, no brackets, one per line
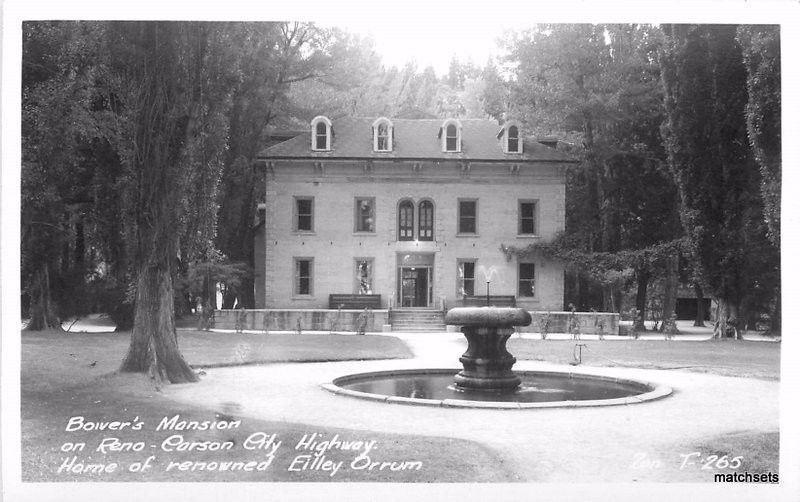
311,116,332,151
418,200,434,241
507,125,520,153
440,119,462,152
372,117,393,152
398,199,414,241
500,121,523,154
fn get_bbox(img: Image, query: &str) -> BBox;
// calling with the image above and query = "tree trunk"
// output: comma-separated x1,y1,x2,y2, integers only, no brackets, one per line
107,264,134,332
26,265,62,331
713,297,742,339
634,268,649,331
693,283,705,327
120,263,197,383
771,286,781,334
222,289,236,309
602,286,614,312
74,218,85,268
660,254,678,332
110,304,134,332
239,275,255,309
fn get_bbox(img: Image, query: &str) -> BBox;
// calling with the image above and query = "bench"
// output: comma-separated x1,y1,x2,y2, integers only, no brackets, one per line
461,295,517,307
329,294,382,310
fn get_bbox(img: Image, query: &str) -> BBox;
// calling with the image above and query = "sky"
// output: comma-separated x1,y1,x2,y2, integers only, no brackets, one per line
321,17,521,76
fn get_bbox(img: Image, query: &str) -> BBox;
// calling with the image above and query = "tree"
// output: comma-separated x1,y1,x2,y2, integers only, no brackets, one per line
737,25,781,334
660,24,776,338
214,23,286,309
481,60,511,121
737,25,781,249
104,22,236,382
21,21,107,330
507,24,682,319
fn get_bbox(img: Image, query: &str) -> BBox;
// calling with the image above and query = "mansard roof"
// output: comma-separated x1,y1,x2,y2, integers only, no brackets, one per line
258,117,573,162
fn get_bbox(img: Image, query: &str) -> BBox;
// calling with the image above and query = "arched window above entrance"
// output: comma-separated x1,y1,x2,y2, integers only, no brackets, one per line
418,200,434,241
398,200,414,241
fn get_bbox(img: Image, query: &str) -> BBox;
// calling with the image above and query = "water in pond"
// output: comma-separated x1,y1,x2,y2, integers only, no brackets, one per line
337,371,650,403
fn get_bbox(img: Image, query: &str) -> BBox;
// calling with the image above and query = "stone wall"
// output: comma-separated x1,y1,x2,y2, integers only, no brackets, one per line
518,311,619,335
213,309,389,332
211,309,618,335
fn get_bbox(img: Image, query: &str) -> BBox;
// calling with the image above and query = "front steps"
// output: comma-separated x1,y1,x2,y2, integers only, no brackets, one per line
390,309,447,332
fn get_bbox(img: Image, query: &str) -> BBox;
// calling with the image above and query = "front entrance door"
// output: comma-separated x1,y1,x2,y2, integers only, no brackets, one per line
398,267,431,307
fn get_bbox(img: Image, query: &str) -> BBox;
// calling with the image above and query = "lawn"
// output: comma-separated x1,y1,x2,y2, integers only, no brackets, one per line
508,338,780,380
690,431,780,475
20,329,515,482
21,329,414,393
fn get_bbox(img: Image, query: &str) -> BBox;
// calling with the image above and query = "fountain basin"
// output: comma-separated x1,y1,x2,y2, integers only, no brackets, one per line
321,368,672,409
445,306,532,327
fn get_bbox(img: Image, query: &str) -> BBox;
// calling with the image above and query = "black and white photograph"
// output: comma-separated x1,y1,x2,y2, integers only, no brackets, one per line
3,1,799,500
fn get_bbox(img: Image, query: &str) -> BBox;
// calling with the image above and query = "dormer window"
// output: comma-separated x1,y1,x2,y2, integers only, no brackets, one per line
311,116,332,151
508,125,520,153
441,119,462,152
372,117,393,152
501,121,523,154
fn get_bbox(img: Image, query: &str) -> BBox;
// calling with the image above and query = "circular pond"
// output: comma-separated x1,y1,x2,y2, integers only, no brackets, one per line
322,369,672,409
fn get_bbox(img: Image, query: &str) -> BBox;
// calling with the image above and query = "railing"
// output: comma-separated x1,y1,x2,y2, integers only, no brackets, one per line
328,294,381,310
462,295,517,307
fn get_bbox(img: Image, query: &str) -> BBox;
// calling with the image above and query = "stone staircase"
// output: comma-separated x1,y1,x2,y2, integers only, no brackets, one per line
390,309,447,332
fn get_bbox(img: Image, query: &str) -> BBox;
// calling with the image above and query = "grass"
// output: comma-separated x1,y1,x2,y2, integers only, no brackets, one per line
692,431,780,474
21,329,516,482
21,329,413,394
507,338,781,380
654,430,782,482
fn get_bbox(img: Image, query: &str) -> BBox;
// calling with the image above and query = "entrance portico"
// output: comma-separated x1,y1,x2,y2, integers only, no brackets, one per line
397,253,435,308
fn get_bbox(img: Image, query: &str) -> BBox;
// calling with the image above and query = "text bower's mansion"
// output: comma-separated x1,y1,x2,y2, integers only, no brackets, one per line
254,116,575,312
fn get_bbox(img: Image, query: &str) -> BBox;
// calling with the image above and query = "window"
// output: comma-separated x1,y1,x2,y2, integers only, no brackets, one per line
294,258,313,296
377,124,389,150
500,121,523,154
355,259,373,294
310,116,331,151
458,199,477,234
398,200,414,240
446,124,458,151
373,117,393,152
355,197,375,232
418,200,434,241
441,119,462,152
508,125,520,153
458,260,476,297
315,122,327,149
518,200,537,235
294,197,313,232
518,263,535,297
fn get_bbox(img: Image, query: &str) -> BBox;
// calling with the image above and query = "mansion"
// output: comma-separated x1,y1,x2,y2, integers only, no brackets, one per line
254,116,574,313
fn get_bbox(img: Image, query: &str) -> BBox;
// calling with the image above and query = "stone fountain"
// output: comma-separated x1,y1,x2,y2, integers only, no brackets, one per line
445,307,531,393
323,302,671,409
